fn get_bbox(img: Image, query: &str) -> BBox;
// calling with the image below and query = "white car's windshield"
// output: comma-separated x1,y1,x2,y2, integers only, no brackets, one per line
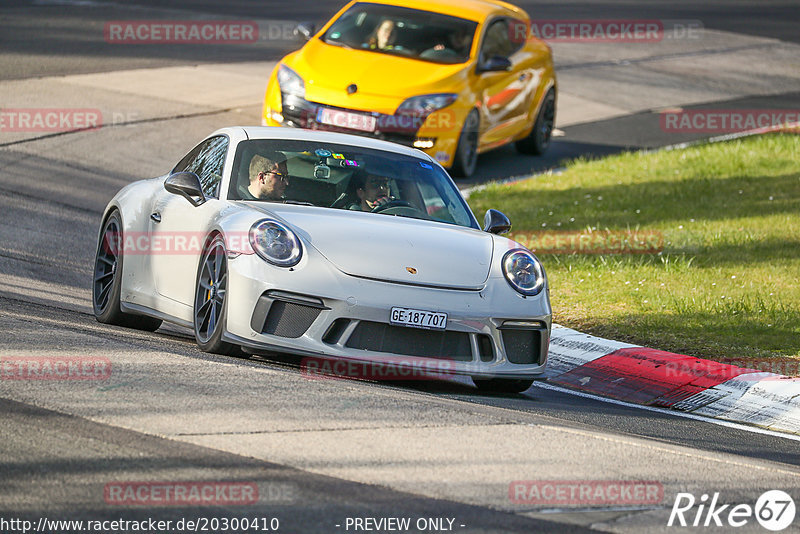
321,2,477,64
228,139,479,229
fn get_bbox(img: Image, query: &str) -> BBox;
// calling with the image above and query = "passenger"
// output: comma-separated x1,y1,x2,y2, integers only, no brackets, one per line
426,29,472,57
242,153,289,200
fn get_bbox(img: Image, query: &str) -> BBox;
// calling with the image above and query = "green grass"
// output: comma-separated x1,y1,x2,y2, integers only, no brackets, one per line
468,134,800,369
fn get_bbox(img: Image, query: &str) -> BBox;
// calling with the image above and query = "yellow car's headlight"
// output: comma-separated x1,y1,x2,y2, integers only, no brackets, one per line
277,65,305,98
397,94,457,116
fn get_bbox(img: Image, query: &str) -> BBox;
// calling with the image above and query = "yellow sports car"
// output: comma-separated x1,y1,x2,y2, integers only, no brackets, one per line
262,0,556,177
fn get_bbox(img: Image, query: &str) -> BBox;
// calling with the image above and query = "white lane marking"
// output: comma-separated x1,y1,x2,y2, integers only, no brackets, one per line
534,382,800,443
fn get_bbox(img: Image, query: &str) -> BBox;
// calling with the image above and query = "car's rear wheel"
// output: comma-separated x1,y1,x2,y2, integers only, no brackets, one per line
451,109,479,178
92,210,162,331
516,88,555,155
193,234,241,356
473,377,534,394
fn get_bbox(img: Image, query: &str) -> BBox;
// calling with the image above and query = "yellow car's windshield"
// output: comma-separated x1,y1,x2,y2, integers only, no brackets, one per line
321,2,478,64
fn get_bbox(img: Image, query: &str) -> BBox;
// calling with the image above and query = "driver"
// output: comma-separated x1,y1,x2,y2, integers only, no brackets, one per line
348,171,394,211
366,19,398,51
241,153,289,200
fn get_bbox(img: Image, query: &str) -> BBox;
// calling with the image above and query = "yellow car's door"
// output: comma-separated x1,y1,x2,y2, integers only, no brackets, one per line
474,18,529,148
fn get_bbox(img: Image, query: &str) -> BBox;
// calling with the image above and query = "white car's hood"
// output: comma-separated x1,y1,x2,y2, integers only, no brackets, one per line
249,204,492,290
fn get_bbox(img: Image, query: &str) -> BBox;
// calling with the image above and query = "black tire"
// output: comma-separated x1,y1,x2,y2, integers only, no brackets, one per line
193,234,241,356
473,377,534,394
516,88,555,155
451,109,480,178
92,210,162,331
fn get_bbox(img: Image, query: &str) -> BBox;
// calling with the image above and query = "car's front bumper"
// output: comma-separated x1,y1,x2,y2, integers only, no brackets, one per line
223,252,550,380
263,90,460,168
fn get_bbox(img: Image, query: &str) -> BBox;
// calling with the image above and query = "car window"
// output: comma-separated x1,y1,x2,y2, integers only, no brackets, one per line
172,136,228,198
228,139,479,229
321,2,478,65
480,19,520,62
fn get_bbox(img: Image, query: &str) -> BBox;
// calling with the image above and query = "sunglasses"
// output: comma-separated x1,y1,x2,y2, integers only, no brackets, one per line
366,178,390,188
265,170,289,182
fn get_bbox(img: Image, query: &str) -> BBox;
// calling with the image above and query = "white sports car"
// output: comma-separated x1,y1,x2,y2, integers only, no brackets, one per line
92,127,550,392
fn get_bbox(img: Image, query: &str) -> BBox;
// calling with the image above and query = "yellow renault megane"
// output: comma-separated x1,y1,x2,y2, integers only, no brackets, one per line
262,0,557,177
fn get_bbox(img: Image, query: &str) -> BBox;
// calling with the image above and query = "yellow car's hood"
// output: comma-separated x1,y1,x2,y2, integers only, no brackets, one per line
286,40,468,115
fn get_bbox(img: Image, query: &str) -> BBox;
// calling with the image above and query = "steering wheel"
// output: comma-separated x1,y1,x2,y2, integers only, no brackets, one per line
371,199,414,213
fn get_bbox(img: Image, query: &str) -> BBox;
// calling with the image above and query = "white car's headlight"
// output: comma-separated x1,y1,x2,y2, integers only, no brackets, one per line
502,249,545,296
249,219,302,267
277,64,305,98
396,93,457,115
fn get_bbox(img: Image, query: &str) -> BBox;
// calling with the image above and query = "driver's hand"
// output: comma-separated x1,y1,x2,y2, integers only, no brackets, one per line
374,195,393,207
367,196,394,210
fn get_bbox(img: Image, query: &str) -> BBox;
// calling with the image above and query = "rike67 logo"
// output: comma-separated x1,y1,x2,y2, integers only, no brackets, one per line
668,490,796,531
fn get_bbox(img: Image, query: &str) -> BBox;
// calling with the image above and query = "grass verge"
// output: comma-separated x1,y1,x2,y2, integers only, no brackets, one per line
468,134,800,372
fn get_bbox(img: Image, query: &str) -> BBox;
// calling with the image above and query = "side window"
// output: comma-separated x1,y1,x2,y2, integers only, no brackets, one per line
172,136,228,198
418,182,454,223
480,19,518,62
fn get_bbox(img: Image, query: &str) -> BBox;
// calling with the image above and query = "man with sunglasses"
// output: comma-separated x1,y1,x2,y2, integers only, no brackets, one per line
243,152,289,200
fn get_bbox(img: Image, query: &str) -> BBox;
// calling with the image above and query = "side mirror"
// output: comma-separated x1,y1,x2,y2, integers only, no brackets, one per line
483,209,511,234
478,55,512,73
165,172,205,206
294,22,316,42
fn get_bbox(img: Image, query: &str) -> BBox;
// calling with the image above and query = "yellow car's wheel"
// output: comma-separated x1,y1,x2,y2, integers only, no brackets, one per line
451,109,479,178
516,89,555,156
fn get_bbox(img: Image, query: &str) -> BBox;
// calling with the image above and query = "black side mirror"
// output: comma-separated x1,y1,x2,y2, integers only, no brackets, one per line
478,55,512,73
294,22,316,41
165,172,205,207
483,209,511,234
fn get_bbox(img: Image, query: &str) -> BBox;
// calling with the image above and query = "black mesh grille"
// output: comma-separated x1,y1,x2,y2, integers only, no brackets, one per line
262,301,321,338
345,321,472,361
502,329,543,365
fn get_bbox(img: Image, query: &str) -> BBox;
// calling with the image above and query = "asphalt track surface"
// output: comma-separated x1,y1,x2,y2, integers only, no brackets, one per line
1,1,799,532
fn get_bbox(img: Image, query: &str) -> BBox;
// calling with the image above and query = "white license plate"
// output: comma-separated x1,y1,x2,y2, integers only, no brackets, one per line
390,307,447,330
316,107,376,132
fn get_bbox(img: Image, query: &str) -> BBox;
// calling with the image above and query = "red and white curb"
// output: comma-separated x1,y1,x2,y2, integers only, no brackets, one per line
544,325,800,437
461,124,799,437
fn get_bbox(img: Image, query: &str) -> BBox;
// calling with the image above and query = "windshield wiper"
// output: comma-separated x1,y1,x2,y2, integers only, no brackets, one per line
323,40,353,50
282,200,315,206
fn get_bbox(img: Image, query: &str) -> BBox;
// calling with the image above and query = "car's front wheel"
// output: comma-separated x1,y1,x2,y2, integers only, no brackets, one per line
473,377,534,394
92,210,162,331
451,109,479,178
516,88,555,155
193,234,241,356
